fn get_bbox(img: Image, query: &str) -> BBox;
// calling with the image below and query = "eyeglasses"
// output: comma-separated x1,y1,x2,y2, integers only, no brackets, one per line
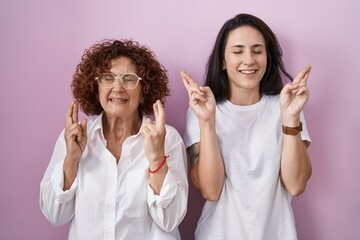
95,73,142,89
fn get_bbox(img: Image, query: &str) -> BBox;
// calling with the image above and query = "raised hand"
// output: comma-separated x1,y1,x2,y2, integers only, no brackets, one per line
181,71,216,122
141,100,166,164
64,101,87,164
280,65,311,121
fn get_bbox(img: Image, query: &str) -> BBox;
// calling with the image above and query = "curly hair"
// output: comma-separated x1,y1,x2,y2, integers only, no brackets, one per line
71,39,170,116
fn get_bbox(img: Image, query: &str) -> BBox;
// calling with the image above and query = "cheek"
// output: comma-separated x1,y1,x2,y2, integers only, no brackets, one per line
98,90,108,105
135,85,144,103
226,56,242,67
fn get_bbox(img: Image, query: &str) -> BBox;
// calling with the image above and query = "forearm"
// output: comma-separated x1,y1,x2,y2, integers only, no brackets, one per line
149,159,169,195
147,147,188,231
280,134,312,196
194,120,225,201
63,156,79,191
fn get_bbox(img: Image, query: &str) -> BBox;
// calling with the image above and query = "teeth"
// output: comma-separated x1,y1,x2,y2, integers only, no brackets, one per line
240,70,255,74
111,98,127,102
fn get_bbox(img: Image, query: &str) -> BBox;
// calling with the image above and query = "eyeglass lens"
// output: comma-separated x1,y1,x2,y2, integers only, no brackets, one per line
99,73,139,89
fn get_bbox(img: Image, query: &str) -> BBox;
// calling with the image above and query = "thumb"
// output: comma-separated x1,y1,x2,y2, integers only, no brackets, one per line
140,118,151,137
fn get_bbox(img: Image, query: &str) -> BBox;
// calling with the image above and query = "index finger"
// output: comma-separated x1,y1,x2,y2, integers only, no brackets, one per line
293,65,312,84
66,101,75,127
154,100,166,128
181,70,199,89
72,101,79,124
302,65,312,84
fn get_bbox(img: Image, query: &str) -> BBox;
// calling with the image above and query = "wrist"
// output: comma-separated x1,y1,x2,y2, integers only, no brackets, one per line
149,156,168,174
282,122,303,135
64,156,79,169
63,158,79,190
199,118,216,130
63,159,79,177
281,115,300,127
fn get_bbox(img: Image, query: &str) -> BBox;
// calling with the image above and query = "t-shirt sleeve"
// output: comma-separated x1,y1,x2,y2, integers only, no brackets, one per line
300,111,311,144
183,107,200,148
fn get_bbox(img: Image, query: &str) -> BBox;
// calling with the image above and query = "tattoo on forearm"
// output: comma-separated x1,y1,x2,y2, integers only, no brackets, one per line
188,143,200,169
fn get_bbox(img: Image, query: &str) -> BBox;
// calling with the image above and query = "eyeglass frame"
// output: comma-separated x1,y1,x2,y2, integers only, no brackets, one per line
95,72,143,89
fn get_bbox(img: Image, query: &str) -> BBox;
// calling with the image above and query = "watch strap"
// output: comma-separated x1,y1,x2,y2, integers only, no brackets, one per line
282,122,303,135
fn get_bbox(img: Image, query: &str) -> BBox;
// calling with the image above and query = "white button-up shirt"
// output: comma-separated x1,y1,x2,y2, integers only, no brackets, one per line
40,114,188,240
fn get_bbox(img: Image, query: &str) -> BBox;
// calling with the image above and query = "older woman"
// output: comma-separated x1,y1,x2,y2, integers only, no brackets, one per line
40,40,188,240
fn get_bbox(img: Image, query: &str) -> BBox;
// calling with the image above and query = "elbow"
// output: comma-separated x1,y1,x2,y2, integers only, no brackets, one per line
49,218,67,227
289,187,305,197
291,175,312,197
156,211,187,233
287,184,307,197
200,188,222,202
193,178,221,201
40,208,66,227
197,181,224,202
191,170,224,202
40,205,68,227
158,221,178,233
40,198,73,227
202,194,220,202
283,167,312,197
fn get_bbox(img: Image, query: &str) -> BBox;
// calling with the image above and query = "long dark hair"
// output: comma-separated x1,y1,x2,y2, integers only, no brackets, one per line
205,13,292,102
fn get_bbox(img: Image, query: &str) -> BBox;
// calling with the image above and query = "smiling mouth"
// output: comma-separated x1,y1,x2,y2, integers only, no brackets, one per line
110,98,128,103
239,70,256,74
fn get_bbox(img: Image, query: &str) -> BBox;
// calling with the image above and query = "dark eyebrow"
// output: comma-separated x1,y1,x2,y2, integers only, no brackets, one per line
231,44,264,48
231,44,244,48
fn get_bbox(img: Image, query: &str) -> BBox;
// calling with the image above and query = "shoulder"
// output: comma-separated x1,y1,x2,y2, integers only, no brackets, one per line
165,124,183,141
164,124,185,154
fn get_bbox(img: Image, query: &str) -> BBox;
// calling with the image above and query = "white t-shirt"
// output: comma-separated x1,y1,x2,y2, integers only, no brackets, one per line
184,95,310,240
40,113,188,240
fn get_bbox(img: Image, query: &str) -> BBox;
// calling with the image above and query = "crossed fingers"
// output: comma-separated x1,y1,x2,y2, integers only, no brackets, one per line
65,101,87,141
292,65,311,86
142,100,166,135
181,71,207,102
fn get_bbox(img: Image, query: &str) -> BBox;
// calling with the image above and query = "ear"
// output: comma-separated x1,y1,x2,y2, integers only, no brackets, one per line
222,60,226,70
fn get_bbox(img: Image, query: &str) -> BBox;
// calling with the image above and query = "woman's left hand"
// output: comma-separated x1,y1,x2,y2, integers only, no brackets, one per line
280,65,311,122
141,100,166,165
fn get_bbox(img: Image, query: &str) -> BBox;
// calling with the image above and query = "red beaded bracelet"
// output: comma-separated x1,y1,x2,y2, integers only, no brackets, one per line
149,156,168,173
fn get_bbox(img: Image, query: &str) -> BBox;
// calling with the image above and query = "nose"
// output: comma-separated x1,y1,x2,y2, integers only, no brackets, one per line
243,51,255,65
112,77,124,92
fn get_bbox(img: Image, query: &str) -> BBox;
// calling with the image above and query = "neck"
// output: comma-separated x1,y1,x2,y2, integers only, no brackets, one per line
228,89,261,106
102,113,142,139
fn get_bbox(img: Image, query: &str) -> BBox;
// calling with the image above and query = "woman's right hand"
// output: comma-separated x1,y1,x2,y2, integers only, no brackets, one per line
64,101,87,165
181,71,216,122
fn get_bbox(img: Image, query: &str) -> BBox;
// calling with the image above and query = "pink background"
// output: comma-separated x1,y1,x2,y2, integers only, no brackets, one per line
1,0,359,239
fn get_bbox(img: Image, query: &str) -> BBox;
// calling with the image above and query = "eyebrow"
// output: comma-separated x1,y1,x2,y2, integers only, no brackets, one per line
231,44,264,48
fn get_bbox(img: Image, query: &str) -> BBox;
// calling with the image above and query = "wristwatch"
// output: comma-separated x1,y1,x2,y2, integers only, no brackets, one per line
282,122,302,135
